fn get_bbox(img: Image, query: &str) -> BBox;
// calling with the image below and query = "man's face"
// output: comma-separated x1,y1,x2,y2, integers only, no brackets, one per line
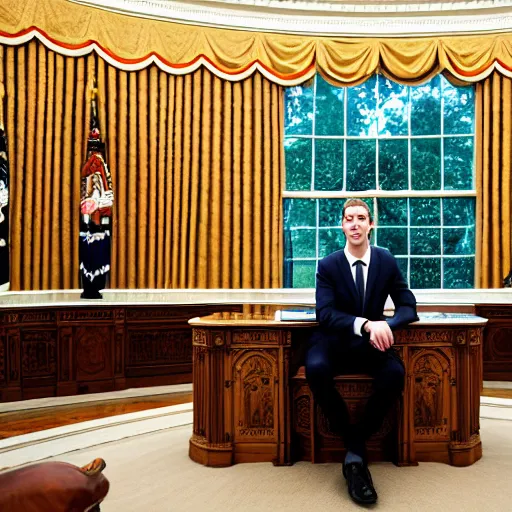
342,205,373,247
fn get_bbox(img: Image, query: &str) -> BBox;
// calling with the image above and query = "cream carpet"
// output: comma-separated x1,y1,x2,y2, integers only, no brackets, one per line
45,418,511,512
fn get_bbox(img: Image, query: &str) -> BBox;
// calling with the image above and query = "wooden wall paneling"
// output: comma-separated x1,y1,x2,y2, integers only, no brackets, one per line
0,314,7,401
5,314,21,401
476,305,512,380
113,308,126,390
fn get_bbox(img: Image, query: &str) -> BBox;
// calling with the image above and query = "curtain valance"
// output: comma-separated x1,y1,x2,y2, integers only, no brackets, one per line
1,0,512,85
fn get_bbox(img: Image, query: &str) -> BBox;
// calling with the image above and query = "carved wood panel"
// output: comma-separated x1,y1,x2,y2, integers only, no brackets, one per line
409,348,453,441
127,329,192,366
476,305,512,380
21,330,57,379
232,350,278,442
6,328,20,385
0,331,5,384
75,326,113,381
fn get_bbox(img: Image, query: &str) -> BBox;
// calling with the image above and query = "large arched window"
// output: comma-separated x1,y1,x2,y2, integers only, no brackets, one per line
283,74,476,289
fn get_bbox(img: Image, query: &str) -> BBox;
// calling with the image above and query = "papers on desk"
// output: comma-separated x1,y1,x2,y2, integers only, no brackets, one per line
275,308,317,322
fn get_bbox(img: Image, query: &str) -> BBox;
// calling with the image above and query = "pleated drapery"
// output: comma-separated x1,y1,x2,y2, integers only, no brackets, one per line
1,0,512,85
98,61,284,289
1,41,284,290
0,43,88,290
475,74,512,288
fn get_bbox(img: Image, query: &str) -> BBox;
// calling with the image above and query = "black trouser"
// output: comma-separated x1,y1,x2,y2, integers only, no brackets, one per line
305,333,404,459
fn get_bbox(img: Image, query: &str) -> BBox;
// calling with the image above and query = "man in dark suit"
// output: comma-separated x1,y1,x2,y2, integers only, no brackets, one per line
306,198,418,505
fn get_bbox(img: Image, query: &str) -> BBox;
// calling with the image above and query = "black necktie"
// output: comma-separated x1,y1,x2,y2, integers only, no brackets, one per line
353,260,366,316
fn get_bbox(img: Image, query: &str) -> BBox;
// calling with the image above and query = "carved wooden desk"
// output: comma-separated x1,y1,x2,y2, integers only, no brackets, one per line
189,312,487,468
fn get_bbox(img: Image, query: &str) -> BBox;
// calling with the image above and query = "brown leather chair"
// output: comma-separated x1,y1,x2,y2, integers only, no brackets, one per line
0,458,109,512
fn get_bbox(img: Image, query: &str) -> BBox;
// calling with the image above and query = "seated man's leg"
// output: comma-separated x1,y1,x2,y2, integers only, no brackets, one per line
305,336,351,440
358,350,405,443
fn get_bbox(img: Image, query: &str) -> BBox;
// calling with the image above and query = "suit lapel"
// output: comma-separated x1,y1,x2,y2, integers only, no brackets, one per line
364,246,380,313
337,251,359,304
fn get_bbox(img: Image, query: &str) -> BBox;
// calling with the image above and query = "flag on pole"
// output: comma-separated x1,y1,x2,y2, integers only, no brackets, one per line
79,80,114,299
0,124,9,292
0,80,9,291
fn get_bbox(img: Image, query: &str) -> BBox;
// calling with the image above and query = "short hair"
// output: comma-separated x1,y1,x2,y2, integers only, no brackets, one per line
342,198,373,224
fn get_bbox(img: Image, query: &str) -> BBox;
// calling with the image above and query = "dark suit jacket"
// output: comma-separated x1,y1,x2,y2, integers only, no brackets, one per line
311,245,418,346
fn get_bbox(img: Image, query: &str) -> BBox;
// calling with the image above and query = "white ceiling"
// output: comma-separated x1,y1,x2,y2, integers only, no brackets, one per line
68,0,512,35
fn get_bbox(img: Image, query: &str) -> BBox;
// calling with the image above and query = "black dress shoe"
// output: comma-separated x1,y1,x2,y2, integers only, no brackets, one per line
343,462,378,505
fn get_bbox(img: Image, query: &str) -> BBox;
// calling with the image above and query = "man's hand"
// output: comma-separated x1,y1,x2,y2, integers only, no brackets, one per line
364,320,394,351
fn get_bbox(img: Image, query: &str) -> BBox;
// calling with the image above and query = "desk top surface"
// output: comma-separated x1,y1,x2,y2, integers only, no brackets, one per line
189,311,488,327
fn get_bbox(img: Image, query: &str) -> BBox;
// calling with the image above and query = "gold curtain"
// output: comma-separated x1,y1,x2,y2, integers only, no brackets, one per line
1,40,284,289
1,41,89,290
475,74,512,288
97,60,284,288
2,0,512,84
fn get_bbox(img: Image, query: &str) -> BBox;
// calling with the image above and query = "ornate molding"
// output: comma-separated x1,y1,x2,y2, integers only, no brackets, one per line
69,0,512,36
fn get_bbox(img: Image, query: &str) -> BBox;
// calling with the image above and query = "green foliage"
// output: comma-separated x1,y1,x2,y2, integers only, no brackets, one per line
346,139,376,190
315,139,344,190
315,75,344,136
411,138,441,190
410,198,440,226
444,137,474,190
443,81,474,135
379,139,408,190
284,82,313,135
377,228,408,255
411,258,441,288
319,199,344,226
443,197,475,226
377,198,407,226
285,198,316,227
347,76,377,136
410,76,441,135
284,138,312,190
319,228,344,257
411,228,441,255
443,257,474,288
292,260,316,288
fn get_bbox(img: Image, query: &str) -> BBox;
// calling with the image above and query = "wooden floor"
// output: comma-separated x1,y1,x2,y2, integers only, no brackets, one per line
0,391,192,440
0,388,509,440
481,388,512,399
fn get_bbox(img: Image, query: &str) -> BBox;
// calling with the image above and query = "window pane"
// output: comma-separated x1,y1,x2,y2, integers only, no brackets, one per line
292,260,317,288
444,137,474,190
378,139,408,190
410,258,441,288
346,139,376,191
411,228,440,255
443,257,474,288
315,75,344,136
291,229,316,258
378,78,408,136
443,228,475,255
284,83,313,136
347,76,378,136
410,198,441,226
443,78,474,135
411,138,441,190
443,197,475,226
285,137,312,190
319,198,343,227
377,227,408,255
314,139,344,191
377,198,407,226
319,228,344,257
411,75,441,135
284,198,316,227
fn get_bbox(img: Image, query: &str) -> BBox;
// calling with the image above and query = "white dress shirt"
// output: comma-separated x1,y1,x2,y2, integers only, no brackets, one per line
344,246,371,336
